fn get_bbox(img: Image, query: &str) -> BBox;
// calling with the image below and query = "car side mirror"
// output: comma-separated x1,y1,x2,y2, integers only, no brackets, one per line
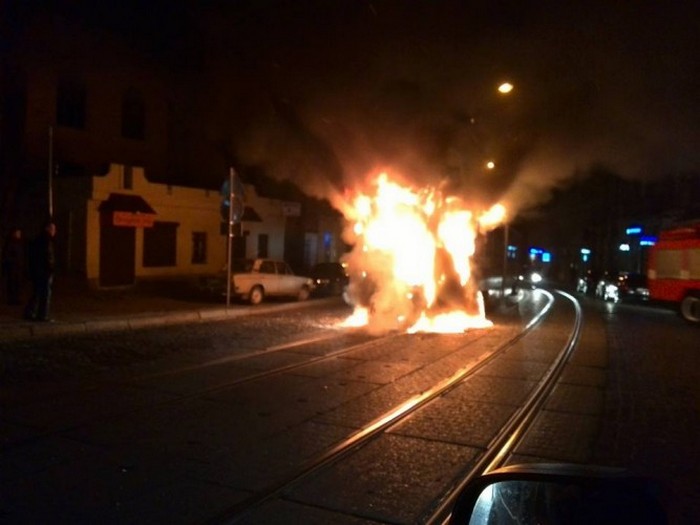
449,463,666,525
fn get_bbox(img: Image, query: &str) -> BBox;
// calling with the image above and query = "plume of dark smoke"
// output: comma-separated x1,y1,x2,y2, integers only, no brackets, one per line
195,1,699,219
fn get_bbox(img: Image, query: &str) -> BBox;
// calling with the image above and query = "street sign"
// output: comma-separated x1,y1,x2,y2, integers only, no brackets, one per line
220,174,245,223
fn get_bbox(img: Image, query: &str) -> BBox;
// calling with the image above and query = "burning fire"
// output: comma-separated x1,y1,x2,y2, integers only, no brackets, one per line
336,172,505,334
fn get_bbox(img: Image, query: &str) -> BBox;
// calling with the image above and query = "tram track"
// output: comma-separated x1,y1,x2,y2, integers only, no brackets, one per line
424,289,582,525
0,328,396,451
2,288,549,451
1,288,575,525
1,316,486,451
207,289,568,524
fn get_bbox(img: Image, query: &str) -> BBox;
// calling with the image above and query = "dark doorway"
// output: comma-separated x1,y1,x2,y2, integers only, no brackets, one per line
220,223,247,260
99,211,135,286
233,236,247,259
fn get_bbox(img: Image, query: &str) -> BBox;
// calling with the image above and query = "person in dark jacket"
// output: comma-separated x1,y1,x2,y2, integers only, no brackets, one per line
24,220,56,321
2,228,24,305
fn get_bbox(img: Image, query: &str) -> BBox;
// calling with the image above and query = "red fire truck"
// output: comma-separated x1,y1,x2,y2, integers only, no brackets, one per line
647,222,700,324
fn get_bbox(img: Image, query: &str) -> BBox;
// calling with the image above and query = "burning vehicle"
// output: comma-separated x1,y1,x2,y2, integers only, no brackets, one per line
334,172,505,334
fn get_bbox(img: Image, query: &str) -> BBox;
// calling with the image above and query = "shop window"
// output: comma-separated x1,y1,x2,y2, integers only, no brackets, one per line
192,232,207,264
56,76,86,129
143,221,178,267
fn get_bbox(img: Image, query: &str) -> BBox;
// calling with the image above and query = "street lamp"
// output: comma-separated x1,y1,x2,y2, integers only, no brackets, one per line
492,81,514,299
466,81,515,300
498,82,514,94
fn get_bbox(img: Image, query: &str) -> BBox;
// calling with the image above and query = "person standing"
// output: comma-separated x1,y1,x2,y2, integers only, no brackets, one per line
2,228,24,305
24,220,56,322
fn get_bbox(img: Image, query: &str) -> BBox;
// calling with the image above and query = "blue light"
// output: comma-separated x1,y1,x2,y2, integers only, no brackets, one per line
582,254,589,262
529,247,543,255
542,252,551,263
626,226,642,235
640,236,657,246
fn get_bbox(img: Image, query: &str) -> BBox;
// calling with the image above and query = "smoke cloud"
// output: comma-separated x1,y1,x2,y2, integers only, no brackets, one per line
192,1,700,220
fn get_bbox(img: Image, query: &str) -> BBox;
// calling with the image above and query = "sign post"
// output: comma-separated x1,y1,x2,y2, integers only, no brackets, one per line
501,222,509,302
225,167,235,310
221,168,244,311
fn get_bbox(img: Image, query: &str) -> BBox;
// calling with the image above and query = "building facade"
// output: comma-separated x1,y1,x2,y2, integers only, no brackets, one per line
54,164,301,287
1,11,171,231
1,8,347,287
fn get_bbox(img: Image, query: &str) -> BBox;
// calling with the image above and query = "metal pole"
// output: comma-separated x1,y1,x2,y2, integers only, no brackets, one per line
501,222,509,300
225,167,235,310
48,126,54,217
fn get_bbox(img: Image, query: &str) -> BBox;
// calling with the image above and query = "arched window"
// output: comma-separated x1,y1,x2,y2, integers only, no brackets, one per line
121,88,145,139
57,76,86,129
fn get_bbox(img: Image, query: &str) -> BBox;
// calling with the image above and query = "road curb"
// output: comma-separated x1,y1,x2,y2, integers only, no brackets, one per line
1,325,34,341
1,297,343,342
84,319,131,334
32,322,87,338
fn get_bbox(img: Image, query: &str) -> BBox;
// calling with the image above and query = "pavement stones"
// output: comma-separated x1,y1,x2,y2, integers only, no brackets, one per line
0,275,338,342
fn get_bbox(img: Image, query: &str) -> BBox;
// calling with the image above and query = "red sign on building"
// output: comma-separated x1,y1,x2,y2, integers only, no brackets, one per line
113,211,155,228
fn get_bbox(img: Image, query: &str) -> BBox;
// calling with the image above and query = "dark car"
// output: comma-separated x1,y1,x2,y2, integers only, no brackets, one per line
310,262,349,296
576,269,602,296
595,271,649,302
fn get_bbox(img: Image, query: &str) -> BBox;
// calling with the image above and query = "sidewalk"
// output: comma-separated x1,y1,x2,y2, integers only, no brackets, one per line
1,276,520,342
0,275,317,342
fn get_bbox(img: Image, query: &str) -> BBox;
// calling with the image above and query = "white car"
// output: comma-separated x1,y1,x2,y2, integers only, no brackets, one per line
223,258,314,305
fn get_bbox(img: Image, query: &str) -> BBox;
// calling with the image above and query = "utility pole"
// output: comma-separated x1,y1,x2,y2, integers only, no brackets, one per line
501,222,509,301
225,167,235,310
48,126,54,217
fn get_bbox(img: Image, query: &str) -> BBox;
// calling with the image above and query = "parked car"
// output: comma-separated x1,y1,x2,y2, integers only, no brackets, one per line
203,258,314,305
595,272,649,302
310,262,349,296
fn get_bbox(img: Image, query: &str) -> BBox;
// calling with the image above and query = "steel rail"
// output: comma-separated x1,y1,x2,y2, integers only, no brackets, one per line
423,289,583,525
144,331,398,388
135,329,359,380
0,331,402,453
208,291,556,524
92,293,548,421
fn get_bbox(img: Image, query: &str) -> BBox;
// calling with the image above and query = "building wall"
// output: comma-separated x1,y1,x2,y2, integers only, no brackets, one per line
238,185,287,261
315,212,346,264
55,164,295,286
90,166,222,280
3,11,346,281
11,13,169,186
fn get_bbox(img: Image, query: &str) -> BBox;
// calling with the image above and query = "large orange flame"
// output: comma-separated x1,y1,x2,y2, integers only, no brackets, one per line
336,172,504,333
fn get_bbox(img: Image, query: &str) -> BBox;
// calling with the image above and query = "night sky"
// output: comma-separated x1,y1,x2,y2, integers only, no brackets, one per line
14,0,700,215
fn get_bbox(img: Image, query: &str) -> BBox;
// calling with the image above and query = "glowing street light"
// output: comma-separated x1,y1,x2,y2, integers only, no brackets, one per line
498,82,514,94
489,80,515,300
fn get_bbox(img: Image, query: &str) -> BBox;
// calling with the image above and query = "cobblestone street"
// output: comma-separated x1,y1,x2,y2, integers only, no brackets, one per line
593,301,700,524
